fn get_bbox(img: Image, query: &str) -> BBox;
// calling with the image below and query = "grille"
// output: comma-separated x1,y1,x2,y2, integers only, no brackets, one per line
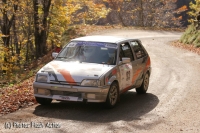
50,80,80,86
51,90,82,97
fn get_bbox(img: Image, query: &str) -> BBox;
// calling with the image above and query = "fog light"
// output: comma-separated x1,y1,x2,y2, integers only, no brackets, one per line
87,94,95,99
38,89,50,95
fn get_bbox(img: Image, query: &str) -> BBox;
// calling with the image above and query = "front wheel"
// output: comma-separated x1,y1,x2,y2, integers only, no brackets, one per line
136,73,149,94
35,97,52,105
105,82,119,108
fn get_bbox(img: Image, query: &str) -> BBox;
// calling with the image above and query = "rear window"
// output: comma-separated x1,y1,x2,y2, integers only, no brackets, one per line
130,41,146,59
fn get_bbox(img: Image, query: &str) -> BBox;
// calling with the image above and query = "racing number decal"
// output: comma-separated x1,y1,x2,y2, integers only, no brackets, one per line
119,63,133,90
126,71,130,81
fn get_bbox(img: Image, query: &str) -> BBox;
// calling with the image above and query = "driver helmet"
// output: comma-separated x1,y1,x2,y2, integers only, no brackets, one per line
108,48,115,58
83,46,97,58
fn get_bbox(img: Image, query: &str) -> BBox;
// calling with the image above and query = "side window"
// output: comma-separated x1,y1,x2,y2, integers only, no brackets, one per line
119,42,134,61
130,41,146,59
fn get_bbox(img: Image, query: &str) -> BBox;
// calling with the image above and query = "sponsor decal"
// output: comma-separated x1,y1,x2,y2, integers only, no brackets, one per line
67,42,77,47
105,44,118,49
124,64,130,70
67,41,117,49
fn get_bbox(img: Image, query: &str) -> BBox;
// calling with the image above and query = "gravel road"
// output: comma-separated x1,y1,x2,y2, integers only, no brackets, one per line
1,29,200,133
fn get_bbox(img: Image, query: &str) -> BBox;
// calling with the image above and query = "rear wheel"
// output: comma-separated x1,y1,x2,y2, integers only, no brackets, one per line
35,97,52,105
105,82,119,108
136,73,149,94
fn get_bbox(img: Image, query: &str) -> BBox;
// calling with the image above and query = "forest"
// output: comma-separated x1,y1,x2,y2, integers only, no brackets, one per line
0,0,199,85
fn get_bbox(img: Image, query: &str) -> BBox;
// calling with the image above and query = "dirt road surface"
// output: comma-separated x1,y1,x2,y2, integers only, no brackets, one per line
1,29,200,133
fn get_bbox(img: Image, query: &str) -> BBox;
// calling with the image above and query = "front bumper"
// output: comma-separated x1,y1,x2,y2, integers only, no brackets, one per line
33,82,109,102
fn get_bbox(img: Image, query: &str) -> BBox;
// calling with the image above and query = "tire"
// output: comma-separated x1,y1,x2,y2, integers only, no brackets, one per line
105,82,119,108
136,72,149,94
35,97,52,105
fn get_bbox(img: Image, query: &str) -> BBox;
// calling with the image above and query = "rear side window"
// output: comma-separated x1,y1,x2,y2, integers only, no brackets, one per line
120,42,134,61
130,41,146,59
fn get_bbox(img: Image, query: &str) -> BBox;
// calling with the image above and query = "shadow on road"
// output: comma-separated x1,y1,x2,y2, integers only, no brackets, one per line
33,91,159,123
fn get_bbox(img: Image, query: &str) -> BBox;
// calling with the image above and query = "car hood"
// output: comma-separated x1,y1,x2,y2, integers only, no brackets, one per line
37,60,114,83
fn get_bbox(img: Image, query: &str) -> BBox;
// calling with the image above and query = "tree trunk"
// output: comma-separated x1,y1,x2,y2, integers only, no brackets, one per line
33,0,51,59
138,0,144,27
33,0,41,59
197,12,200,30
1,0,14,47
40,0,51,55
150,2,156,27
13,2,20,55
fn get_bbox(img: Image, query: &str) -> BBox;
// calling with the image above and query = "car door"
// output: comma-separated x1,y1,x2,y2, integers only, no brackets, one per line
130,40,147,87
118,42,137,92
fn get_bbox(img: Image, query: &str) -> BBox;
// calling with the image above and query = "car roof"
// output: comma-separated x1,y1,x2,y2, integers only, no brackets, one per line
71,35,128,43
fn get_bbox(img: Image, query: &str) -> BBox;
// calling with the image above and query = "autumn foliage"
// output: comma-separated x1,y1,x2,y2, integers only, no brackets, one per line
0,0,109,84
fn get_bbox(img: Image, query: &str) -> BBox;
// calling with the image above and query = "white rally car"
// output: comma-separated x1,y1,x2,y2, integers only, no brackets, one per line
33,36,151,108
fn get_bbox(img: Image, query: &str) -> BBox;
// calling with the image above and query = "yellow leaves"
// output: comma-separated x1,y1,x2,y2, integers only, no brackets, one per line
49,32,55,38
188,0,200,24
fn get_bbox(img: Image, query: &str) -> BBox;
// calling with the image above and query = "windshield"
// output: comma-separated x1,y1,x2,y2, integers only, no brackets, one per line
56,41,118,65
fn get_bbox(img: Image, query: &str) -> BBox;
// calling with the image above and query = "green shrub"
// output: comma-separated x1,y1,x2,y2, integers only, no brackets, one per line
188,32,198,44
193,34,200,47
180,23,199,46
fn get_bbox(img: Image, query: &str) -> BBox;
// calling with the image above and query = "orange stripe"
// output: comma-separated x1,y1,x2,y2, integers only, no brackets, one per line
144,57,151,71
121,85,132,93
132,68,142,84
50,63,60,69
57,69,75,84
51,63,76,85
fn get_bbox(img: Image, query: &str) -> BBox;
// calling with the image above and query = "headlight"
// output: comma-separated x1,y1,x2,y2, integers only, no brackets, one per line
81,79,100,86
37,75,48,82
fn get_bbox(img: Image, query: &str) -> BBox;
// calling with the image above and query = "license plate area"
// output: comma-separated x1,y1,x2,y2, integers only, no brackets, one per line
52,95,83,101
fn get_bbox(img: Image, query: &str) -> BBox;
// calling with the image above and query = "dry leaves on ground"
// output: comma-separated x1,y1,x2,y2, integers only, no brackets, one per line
0,77,37,116
171,41,200,55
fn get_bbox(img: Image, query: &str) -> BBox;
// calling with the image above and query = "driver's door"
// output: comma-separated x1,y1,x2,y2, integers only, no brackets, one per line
118,42,136,92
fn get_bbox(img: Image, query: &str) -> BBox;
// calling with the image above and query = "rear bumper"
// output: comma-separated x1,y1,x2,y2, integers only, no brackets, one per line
33,82,109,102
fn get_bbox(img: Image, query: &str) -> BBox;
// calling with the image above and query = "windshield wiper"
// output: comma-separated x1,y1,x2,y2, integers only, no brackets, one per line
56,57,67,58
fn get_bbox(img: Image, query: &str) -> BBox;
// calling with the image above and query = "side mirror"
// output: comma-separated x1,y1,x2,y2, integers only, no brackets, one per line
52,52,58,59
122,57,130,64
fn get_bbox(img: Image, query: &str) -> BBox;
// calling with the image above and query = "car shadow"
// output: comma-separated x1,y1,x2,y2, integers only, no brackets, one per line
33,91,159,123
